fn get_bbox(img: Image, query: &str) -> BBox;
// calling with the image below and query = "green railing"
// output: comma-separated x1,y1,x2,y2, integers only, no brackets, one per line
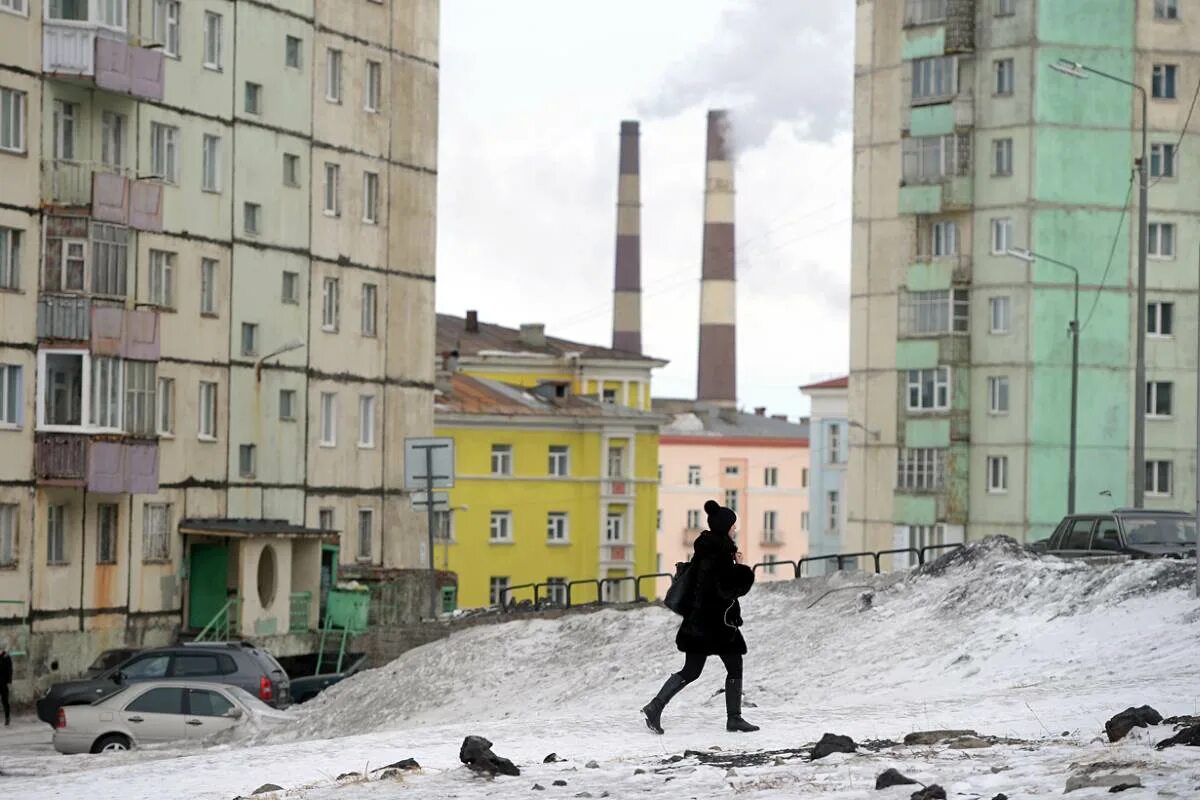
289,591,311,633
0,600,29,656
193,597,241,643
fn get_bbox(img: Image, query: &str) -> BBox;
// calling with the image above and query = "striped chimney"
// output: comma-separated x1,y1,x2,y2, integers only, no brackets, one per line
612,120,642,354
697,109,736,407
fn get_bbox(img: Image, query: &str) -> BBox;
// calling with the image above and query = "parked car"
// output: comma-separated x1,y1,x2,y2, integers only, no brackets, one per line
83,648,142,678
1032,509,1198,559
276,651,368,704
52,680,291,754
37,641,291,727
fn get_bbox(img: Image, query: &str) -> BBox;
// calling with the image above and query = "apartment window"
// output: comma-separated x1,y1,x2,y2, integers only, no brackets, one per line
986,456,1008,493
992,138,1013,176
828,423,843,463
143,503,171,561
491,444,512,475
929,220,958,257
0,504,16,567
988,376,1010,414
905,0,947,24
911,55,957,102
363,172,379,224
124,361,156,437
203,12,222,69
686,509,702,529
101,111,126,167
601,387,617,404
1147,381,1173,417
994,58,1014,95
1146,460,1173,496
240,322,257,357
243,203,261,236
902,134,958,182
1151,143,1178,179
326,49,343,102
153,0,180,57
323,163,341,216
1152,64,1178,99
365,60,382,112
827,490,839,531
724,489,739,514
0,227,19,289
1148,302,1174,336
321,277,339,331
900,289,969,335
1155,0,1179,20
200,135,220,192
279,389,296,421
285,35,302,68
283,153,300,187
52,100,77,160
607,446,625,478
0,88,24,153
995,0,1015,14
357,509,373,559
199,258,217,315
320,392,336,446
244,82,263,115
40,352,83,427
657,509,662,530
490,511,512,543
361,283,377,336
150,123,179,183
606,511,625,542
0,364,21,426
88,222,127,297
281,271,299,304
802,468,808,488
238,444,256,478
547,512,568,542
88,356,121,430
989,296,1011,334
51,239,86,292
1149,222,1176,258
764,466,778,487
545,577,567,606
687,465,702,485
489,576,510,606
896,448,945,491
318,508,334,531
548,445,569,476
198,381,217,439
47,505,67,565
724,464,741,476
156,376,173,435
801,511,809,531
0,0,27,14
906,366,951,411
358,395,375,447
763,511,778,542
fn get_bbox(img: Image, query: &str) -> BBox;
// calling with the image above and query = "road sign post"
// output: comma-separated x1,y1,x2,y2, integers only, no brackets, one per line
405,437,455,619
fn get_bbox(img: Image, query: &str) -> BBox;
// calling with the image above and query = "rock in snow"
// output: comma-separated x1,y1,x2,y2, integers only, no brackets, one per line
910,786,946,800
1155,724,1200,750
904,730,978,746
1065,773,1142,793
811,733,857,760
371,758,420,772
875,768,919,789
251,786,283,796
1105,706,1163,742
459,735,520,777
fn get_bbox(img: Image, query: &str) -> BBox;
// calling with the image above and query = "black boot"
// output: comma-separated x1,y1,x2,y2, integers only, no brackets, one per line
725,678,759,732
642,673,688,734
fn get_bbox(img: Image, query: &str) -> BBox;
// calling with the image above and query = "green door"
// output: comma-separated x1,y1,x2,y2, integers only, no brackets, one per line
189,543,229,630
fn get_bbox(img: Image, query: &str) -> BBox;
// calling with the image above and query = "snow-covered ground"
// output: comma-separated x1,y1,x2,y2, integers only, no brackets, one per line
4,539,1200,799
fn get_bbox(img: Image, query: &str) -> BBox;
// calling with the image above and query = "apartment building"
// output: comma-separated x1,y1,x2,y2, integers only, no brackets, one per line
0,0,437,700
850,0,1199,554
800,377,849,568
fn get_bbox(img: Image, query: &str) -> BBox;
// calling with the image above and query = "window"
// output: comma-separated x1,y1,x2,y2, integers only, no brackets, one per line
724,465,740,476
366,60,382,111
986,455,1008,493
1146,460,1173,496
1148,302,1174,336
489,576,510,606
929,220,958,257
490,511,512,542
89,356,122,430
279,389,296,421
203,12,222,69
320,392,336,446
124,686,182,715
323,163,341,215
1147,381,1173,417
801,511,809,531
896,448,945,491
900,289,969,335
121,655,170,681
545,578,567,606
601,387,617,404
1152,64,1178,99
156,376,173,435
0,88,25,153
47,505,67,564
763,554,779,575
905,0,946,24
238,444,256,477
153,0,180,57
326,49,343,102
1151,143,1177,178
906,367,951,411
0,504,15,566
988,376,1010,414
244,82,263,115
547,512,568,542
198,381,217,439
283,153,301,187
763,511,778,542
0,0,27,14
281,271,299,304
41,352,82,427
827,490,839,531
285,35,302,68
994,58,1014,95
995,0,1015,14
52,100,77,160
548,445,569,476
357,508,373,559
101,111,126,168
902,134,959,182
686,509,702,529
491,444,512,475
318,508,334,531
1155,0,1179,19
1149,222,1175,258
361,284,377,336
201,135,220,192
992,138,1013,176
124,361,156,436
605,511,625,542
828,423,842,463
764,467,778,487
358,395,375,447
911,56,957,101
321,277,339,331
363,172,379,223
143,503,171,561
657,509,662,530
607,446,625,478
687,465,702,485
990,218,1012,254
149,123,179,183
989,296,1011,334
187,689,235,717
0,227,18,289
724,489,739,514
200,258,217,315
908,524,945,557
54,239,86,292
0,363,20,427
240,322,257,357
243,203,261,236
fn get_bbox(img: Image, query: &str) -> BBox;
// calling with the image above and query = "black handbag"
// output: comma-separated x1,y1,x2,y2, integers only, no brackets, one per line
663,561,694,615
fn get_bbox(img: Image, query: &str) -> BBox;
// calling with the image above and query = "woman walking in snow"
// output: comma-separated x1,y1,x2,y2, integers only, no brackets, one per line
642,499,758,734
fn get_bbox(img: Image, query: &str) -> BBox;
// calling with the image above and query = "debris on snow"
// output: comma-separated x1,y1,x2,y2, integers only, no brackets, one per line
1064,772,1142,793
811,733,857,761
552,780,568,786
585,760,599,769
1163,715,1200,729
334,772,361,782
531,784,545,791
460,735,520,777
370,758,420,773
875,768,919,789
1105,706,1163,742
543,753,563,763
1108,784,1140,794
251,785,283,795
1155,724,1200,750
904,730,978,746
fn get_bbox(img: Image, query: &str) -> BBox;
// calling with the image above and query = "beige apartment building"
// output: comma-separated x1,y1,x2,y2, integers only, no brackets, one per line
0,0,438,701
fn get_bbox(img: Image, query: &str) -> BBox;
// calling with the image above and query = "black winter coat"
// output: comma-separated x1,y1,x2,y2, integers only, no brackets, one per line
675,531,755,656
0,651,12,685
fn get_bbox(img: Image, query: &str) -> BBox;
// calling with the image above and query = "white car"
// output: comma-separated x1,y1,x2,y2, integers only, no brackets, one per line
52,680,290,754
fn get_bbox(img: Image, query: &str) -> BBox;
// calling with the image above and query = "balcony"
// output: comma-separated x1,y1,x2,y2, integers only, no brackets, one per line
899,176,974,215
43,21,164,101
35,433,159,494
37,294,91,342
42,160,163,231
760,532,785,547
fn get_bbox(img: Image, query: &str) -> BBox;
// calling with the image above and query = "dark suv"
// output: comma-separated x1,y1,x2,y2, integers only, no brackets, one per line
1032,509,1197,559
36,641,291,726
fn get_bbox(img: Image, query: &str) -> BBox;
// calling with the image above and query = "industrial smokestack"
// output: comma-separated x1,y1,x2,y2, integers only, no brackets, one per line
612,120,642,354
697,110,736,407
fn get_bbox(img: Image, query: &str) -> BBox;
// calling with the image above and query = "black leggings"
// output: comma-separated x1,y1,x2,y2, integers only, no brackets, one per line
677,652,742,683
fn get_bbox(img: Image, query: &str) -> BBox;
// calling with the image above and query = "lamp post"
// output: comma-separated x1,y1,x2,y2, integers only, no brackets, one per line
1007,247,1080,514
1048,58,1149,508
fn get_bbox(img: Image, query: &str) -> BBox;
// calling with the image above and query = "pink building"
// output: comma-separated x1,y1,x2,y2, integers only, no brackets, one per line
656,402,810,582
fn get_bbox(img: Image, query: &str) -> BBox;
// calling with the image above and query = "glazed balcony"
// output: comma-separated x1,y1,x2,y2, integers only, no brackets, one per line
42,160,163,231
37,293,91,342
35,433,159,494
43,16,164,101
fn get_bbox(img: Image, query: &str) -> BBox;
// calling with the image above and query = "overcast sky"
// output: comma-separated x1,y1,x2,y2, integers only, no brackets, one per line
437,1,853,420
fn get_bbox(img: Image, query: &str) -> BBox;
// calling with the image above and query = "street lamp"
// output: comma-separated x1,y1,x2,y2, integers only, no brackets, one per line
1048,57,1149,508
1007,247,1080,514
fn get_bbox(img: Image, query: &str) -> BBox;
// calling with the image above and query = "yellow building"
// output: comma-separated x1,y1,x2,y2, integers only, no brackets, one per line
434,312,666,609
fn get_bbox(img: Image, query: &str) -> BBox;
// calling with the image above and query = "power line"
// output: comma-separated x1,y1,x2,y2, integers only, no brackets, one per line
1081,173,1135,332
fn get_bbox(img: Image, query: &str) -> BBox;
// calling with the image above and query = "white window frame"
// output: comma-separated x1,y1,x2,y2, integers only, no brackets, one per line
59,238,86,292
47,504,67,565
992,137,1013,176
0,503,16,567
1147,380,1173,418
1152,63,1178,99
902,134,958,183
52,99,77,161
203,11,223,70
325,48,343,103
0,363,21,428
357,508,373,560
548,445,569,477
198,381,217,440
150,123,179,184
900,289,969,335
994,58,1014,95
279,389,296,421
365,60,382,112
989,296,1011,334
724,488,739,514
687,464,701,485
986,455,1009,494
0,87,26,154
88,355,123,431
489,511,512,543
36,350,88,432
156,375,174,436
1154,0,1179,20
361,283,377,336
1148,222,1176,258
319,391,336,446
124,361,156,437
100,110,126,168
607,446,625,478
201,134,220,193
546,512,568,543
0,0,28,16
1150,142,1178,179
905,366,951,412
200,258,217,315
764,466,778,487
142,503,171,562
911,55,957,102
1148,301,1174,337
686,509,702,529
930,219,958,257
605,511,626,543
153,0,180,58
1146,460,1173,497
358,394,375,448
362,171,379,224
828,423,842,464
491,444,512,475
0,226,19,290
988,375,1010,414
489,576,510,606
321,277,339,332
896,448,945,491
990,217,1012,254
762,510,778,542
323,163,341,216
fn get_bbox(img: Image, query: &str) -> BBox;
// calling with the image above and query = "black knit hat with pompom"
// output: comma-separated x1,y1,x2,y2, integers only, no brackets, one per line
704,499,737,536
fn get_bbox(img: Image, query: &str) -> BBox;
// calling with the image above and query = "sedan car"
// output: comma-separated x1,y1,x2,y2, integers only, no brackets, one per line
52,681,291,754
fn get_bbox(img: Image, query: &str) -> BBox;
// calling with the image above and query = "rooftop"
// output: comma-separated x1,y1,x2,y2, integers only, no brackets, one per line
437,373,664,422
437,312,664,364
800,375,849,391
653,398,809,441
179,518,333,538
